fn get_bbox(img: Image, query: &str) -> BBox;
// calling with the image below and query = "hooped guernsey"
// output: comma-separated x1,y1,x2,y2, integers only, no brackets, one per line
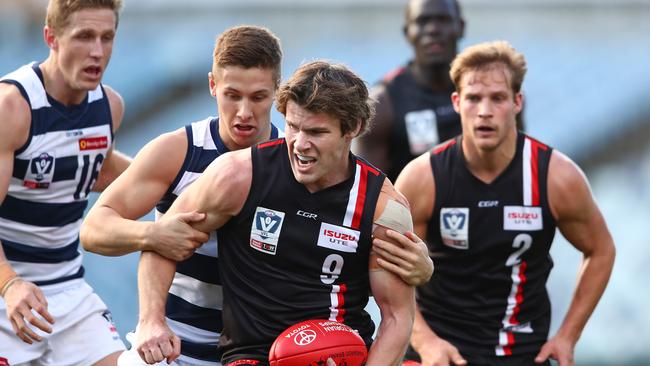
422,132,557,358
0,62,113,286
217,138,385,364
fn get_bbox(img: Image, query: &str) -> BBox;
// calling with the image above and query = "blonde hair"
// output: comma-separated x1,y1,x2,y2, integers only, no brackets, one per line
46,0,123,33
450,40,527,94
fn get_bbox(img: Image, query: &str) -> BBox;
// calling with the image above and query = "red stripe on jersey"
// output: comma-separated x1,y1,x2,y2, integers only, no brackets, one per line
357,159,380,176
510,261,528,325
432,138,457,155
257,139,284,149
530,139,540,206
336,284,348,322
351,163,368,229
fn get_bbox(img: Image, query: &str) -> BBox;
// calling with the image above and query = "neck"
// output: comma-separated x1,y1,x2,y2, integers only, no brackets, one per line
411,62,452,91
462,130,518,184
40,57,88,106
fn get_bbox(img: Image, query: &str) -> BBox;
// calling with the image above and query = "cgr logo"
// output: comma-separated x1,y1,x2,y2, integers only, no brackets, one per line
296,210,317,220
478,200,499,207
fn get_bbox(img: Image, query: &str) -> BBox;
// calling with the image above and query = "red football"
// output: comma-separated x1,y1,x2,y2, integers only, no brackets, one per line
269,319,368,366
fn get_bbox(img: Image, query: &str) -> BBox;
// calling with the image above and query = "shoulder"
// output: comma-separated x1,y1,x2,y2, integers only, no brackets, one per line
102,84,124,131
547,149,592,220
195,148,252,215
0,82,31,150
396,151,433,191
128,128,188,182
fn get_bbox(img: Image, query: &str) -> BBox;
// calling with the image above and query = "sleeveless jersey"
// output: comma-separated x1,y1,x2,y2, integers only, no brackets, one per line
380,64,460,182
0,62,113,286
217,139,385,364
421,133,557,357
155,117,279,363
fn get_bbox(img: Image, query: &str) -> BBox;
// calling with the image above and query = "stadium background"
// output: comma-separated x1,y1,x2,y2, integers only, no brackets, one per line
1,0,649,364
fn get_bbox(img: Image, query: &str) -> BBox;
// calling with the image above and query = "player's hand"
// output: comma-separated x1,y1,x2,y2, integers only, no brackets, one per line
148,211,209,261
535,334,575,366
417,336,466,366
3,278,54,344
373,230,433,286
327,358,336,366
136,318,181,365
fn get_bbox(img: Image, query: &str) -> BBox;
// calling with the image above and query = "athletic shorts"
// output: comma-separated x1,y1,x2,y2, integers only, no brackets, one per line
0,279,125,365
118,331,221,366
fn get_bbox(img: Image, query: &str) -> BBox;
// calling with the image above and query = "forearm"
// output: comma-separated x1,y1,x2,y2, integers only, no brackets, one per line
80,206,153,256
367,304,414,366
93,149,132,192
138,251,176,323
555,248,615,343
411,304,438,353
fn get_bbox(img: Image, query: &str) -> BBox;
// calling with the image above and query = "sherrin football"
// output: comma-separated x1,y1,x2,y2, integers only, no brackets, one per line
269,319,368,366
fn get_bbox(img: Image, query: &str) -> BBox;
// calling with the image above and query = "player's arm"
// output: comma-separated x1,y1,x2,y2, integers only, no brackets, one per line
395,153,467,366
136,148,252,364
535,151,615,366
365,179,415,366
92,85,131,192
0,83,55,344
353,84,393,172
80,129,209,260
371,175,432,286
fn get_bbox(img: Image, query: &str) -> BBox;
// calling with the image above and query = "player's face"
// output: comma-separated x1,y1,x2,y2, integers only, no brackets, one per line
452,65,522,152
405,0,463,67
49,8,116,92
285,101,357,193
210,66,275,151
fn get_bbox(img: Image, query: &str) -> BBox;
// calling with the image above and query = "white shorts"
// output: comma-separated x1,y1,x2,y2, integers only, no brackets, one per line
0,279,125,365
118,331,220,366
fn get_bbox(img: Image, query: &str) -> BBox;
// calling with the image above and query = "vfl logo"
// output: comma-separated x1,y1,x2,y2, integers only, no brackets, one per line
250,207,285,255
440,208,469,250
24,152,55,189
293,329,317,346
404,109,439,155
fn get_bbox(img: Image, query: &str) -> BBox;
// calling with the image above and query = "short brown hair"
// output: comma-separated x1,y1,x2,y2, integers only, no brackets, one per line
213,25,283,88
276,61,374,136
46,0,123,34
450,40,527,95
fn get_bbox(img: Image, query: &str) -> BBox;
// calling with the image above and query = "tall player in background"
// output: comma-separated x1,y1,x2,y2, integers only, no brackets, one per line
354,0,465,183
81,27,432,366
0,0,130,364
139,61,418,366
393,41,615,366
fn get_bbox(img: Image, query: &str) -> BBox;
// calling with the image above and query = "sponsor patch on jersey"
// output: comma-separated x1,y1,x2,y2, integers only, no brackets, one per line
503,206,543,231
250,207,285,255
24,152,55,189
440,207,469,249
317,222,360,253
404,109,439,155
79,136,108,151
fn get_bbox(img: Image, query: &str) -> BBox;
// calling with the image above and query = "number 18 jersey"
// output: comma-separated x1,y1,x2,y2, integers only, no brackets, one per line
422,133,557,357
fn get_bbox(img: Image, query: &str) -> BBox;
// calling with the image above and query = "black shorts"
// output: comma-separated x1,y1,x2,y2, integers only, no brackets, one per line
404,345,550,366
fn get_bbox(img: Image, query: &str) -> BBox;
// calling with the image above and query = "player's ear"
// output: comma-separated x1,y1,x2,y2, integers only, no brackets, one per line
451,91,461,113
208,72,216,97
44,26,58,50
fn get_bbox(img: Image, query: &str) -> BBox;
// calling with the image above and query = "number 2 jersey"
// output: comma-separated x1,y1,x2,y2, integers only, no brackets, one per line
422,132,557,357
217,139,385,364
0,62,112,286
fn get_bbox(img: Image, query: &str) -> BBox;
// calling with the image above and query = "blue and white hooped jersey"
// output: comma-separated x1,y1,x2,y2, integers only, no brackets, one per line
0,62,113,286
155,117,280,363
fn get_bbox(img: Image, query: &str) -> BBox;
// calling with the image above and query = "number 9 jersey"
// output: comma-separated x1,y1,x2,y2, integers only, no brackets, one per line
0,62,113,286
422,133,557,358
